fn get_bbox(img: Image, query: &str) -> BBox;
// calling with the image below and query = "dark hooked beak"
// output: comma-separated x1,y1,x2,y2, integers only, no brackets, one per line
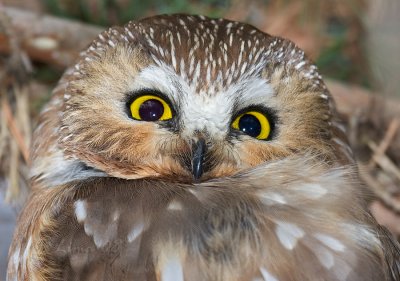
192,138,206,181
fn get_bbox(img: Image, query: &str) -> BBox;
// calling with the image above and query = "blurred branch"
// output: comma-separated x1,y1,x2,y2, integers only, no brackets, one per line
360,166,400,213
0,6,103,68
368,119,399,170
1,97,30,164
326,80,400,120
0,7,34,204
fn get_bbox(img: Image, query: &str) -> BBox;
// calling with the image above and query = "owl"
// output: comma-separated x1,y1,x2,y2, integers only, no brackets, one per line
7,14,400,281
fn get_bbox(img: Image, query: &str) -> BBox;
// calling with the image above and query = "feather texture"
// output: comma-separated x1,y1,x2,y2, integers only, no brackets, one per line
8,155,400,280
7,14,400,281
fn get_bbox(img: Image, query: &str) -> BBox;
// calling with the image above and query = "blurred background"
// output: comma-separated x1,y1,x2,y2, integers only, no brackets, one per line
0,0,399,279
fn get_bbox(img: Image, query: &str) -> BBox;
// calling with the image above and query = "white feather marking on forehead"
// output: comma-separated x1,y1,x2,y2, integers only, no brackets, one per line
181,91,234,137
133,65,177,100
229,77,274,109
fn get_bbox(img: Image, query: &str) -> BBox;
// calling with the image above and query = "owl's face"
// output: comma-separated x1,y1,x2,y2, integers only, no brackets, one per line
56,15,337,183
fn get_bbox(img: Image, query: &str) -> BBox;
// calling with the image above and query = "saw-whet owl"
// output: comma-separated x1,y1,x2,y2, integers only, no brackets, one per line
7,14,400,281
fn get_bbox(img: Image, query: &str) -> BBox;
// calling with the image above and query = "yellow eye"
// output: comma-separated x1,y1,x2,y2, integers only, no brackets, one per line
232,111,271,140
129,95,173,121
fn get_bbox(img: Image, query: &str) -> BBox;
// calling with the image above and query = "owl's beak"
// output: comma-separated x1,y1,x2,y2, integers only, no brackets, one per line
192,138,206,181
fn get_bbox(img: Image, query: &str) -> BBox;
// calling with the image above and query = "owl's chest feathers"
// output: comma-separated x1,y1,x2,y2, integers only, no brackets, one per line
22,162,390,281
46,178,263,261
21,177,264,280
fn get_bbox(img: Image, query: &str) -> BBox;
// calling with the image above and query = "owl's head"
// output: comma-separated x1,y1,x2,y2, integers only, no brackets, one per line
33,15,350,185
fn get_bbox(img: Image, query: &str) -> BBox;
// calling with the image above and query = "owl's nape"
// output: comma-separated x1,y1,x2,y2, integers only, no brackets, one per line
8,14,400,281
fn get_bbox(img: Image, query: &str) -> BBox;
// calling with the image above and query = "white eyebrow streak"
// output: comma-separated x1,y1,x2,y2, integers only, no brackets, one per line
132,64,184,104
228,77,275,109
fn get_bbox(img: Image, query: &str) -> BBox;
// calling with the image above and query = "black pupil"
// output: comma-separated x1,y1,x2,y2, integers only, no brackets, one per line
238,114,261,138
138,99,164,121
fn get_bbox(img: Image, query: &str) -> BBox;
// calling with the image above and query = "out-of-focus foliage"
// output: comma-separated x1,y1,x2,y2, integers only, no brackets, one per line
42,0,230,25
